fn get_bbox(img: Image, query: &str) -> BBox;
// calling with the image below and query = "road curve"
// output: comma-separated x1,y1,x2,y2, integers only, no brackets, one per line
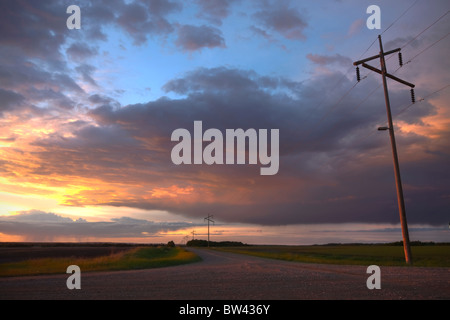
0,248,449,300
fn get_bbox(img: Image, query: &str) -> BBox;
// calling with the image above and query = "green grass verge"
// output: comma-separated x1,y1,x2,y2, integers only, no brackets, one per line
0,246,201,277
213,245,450,267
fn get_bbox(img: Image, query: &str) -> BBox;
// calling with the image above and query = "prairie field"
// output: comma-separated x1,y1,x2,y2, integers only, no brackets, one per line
0,245,200,277
213,244,450,267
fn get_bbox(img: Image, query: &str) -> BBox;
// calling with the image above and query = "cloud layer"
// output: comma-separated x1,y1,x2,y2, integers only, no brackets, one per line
0,211,195,241
16,65,448,226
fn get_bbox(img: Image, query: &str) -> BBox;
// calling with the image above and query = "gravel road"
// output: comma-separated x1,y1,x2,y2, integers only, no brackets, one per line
0,248,448,300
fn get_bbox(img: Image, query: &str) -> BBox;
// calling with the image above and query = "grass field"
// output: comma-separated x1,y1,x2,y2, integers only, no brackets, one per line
213,244,450,267
0,246,201,277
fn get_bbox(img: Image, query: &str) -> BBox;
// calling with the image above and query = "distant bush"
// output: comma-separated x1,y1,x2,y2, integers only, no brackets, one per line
167,241,175,247
186,239,248,247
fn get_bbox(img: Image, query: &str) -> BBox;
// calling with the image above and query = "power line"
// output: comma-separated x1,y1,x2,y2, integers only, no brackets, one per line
384,10,449,65
298,21,385,135
300,1,425,139
404,31,450,65
306,6,449,177
352,83,450,145
356,1,421,59
401,10,449,50
381,0,421,36
349,8,449,115
298,3,446,149
301,24,448,152
351,21,450,121
305,81,359,137
394,83,450,118
316,82,450,197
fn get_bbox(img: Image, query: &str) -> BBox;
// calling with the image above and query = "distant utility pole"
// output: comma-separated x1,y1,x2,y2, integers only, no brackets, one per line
353,35,414,265
204,214,215,247
191,230,196,241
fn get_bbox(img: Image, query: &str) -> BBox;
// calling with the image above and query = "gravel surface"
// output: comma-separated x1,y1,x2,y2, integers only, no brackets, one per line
0,248,448,300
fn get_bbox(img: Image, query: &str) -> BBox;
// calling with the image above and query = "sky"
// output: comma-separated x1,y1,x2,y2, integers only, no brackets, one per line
0,0,449,245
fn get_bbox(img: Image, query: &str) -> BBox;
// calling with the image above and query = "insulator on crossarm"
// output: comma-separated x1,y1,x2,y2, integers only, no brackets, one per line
356,66,361,82
398,52,403,67
411,88,415,103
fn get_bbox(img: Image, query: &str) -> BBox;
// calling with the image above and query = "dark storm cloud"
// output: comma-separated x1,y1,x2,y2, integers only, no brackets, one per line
30,123,149,179
66,42,98,62
0,89,24,113
0,1,84,116
195,0,237,25
30,65,442,226
0,0,67,61
116,1,175,45
0,0,185,120
76,0,227,52
0,0,225,116
143,0,183,16
163,67,258,94
175,25,226,52
88,94,121,108
306,53,353,68
253,0,308,40
75,64,98,87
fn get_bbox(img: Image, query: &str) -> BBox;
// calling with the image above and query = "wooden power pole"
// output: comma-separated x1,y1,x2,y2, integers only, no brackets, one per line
353,35,414,265
204,214,215,247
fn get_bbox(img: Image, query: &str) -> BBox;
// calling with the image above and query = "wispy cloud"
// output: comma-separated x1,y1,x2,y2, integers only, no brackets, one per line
175,24,226,52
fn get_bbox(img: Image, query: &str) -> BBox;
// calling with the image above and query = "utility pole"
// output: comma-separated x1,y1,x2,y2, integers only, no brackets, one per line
353,35,414,265
191,230,196,241
204,214,215,247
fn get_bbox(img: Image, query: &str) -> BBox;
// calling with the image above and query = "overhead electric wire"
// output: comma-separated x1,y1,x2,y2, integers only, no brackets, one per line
297,1,448,151
306,31,449,150
400,10,449,50
384,9,449,66
350,7,450,126
305,1,449,175
381,0,421,36
352,3,447,113
354,81,450,142
394,84,450,118
300,0,423,139
320,82,450,170
403,31,450,65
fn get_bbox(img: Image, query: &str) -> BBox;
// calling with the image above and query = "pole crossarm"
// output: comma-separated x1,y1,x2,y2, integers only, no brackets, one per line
361,63,415,88
204,214,215,224
353,48,401,66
